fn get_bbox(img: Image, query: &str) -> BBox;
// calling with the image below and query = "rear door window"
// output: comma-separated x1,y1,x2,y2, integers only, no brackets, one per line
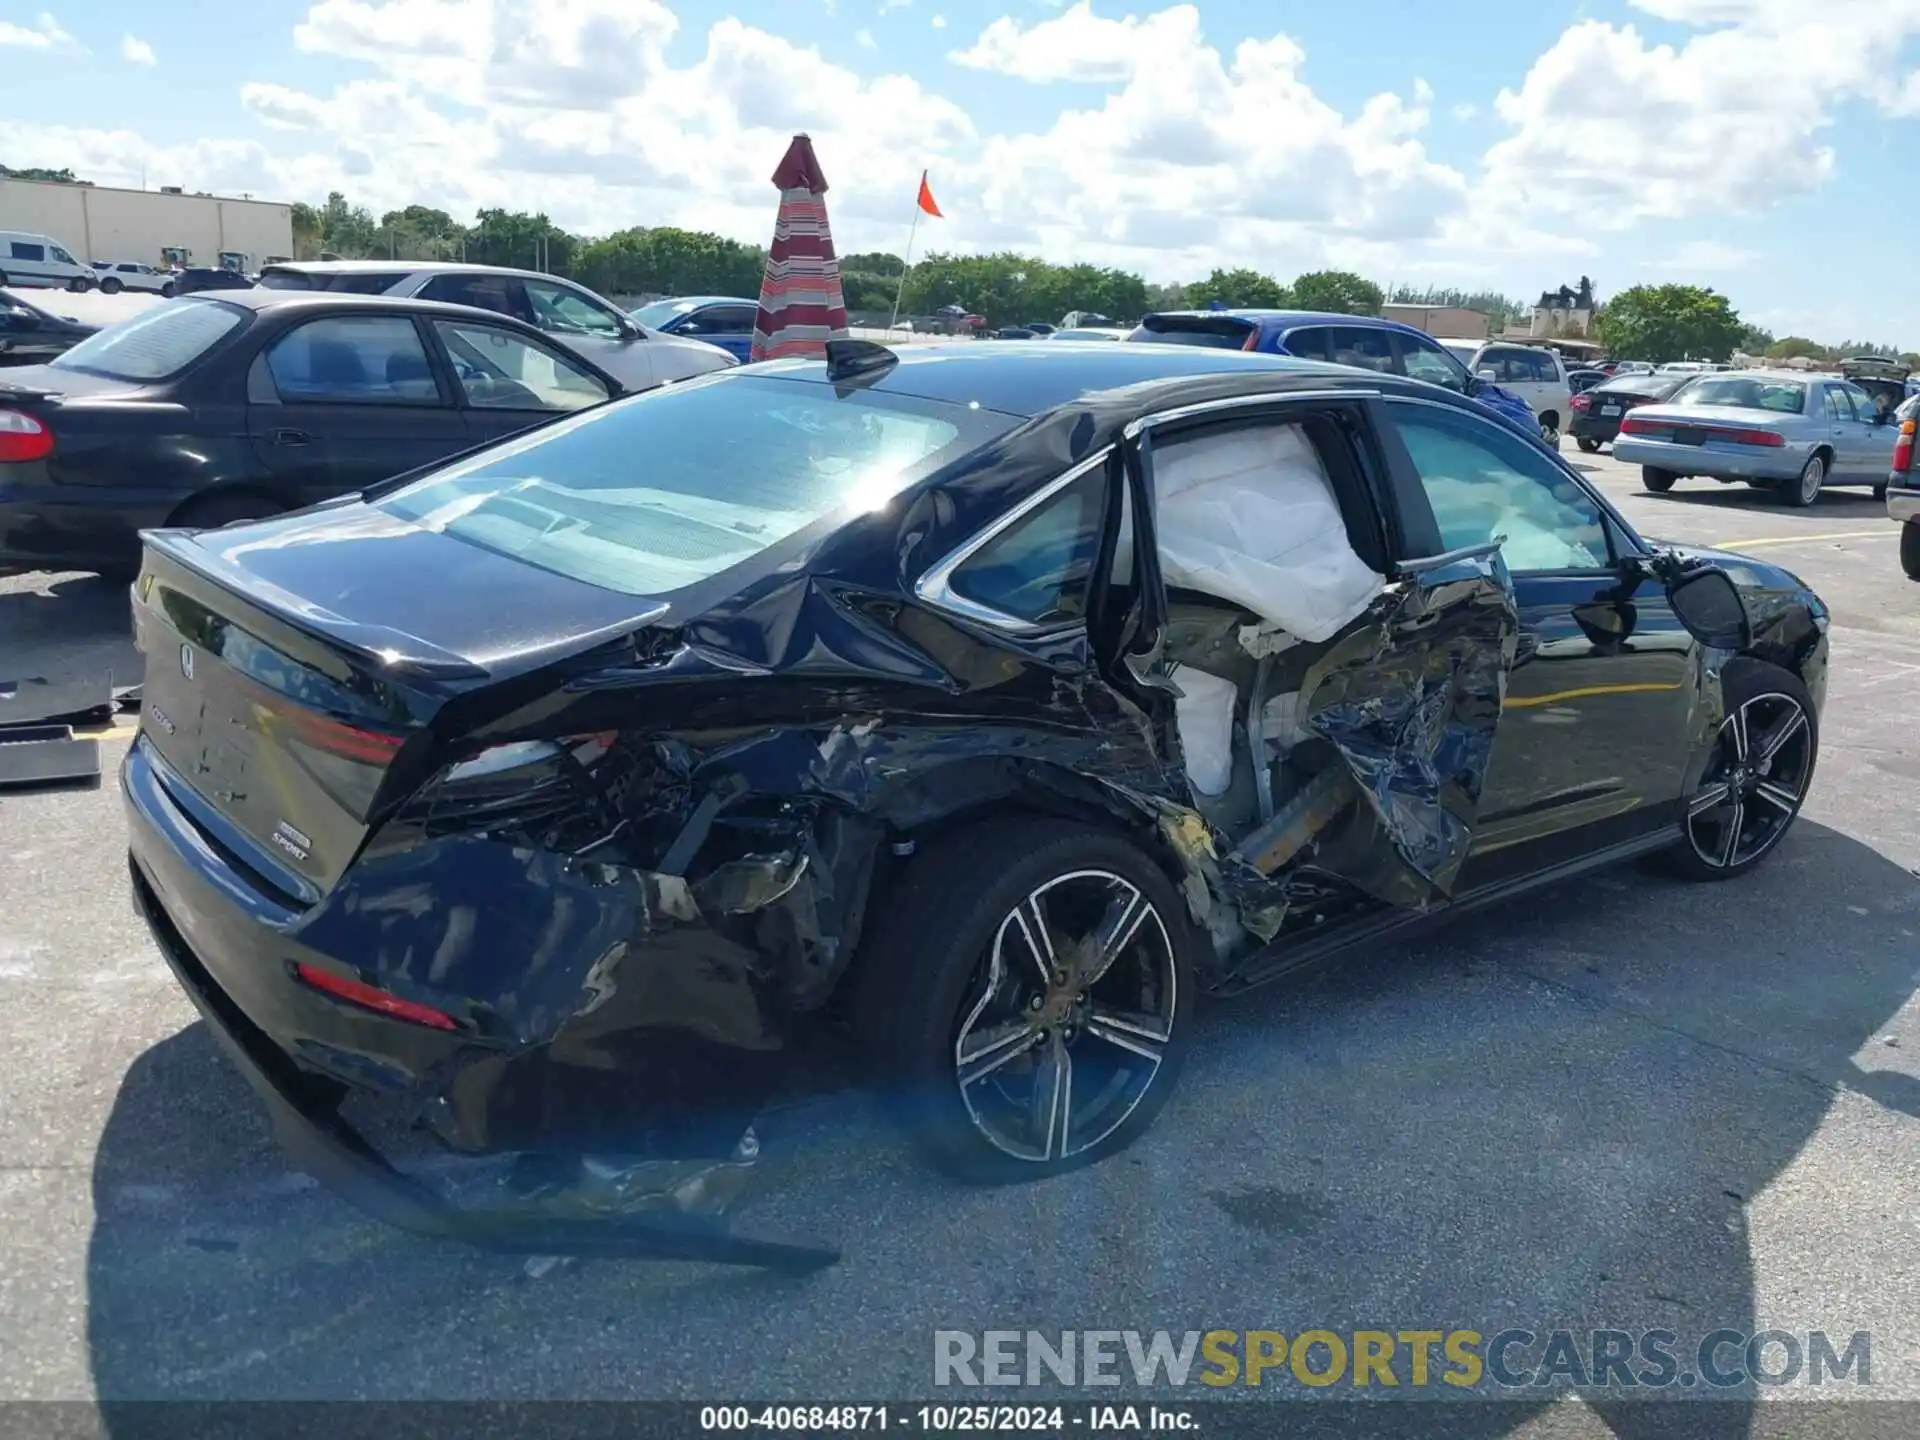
431,319,610,412
1324,327,1397,373
266,315,443,405
1279,326,1330,361
1823,387,1854,422
420,272,534,323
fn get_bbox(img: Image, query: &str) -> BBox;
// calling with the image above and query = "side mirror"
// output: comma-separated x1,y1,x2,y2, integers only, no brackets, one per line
1668,567,1750,649
1475,366,1497,383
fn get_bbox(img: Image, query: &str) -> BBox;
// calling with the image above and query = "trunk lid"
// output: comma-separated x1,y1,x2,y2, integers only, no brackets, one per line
133,501,669,900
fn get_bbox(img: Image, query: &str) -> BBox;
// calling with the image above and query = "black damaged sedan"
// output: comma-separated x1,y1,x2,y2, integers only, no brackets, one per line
124,340,1829,1268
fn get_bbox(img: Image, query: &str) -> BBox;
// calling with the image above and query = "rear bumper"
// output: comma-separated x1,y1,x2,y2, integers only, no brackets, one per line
1568,413,1624,443
1610,437,1803,482
122,736,837,1271
0,474,182,571
1888,487,1920,524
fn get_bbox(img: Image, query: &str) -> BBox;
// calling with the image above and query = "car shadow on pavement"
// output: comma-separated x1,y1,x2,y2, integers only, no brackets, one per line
0,571,141,691
1629,486,1890,518
85,820,1920,1432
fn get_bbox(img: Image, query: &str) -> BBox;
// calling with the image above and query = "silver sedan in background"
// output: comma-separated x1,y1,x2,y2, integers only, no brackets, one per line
1611,369,1900,506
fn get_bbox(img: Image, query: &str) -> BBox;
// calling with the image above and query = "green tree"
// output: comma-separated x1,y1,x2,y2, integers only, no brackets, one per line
465,208,576,273
841,251,905,278
1594,284,1744,363
1,163,84,183
895,252,1148,327
377,205,466,261
1902,353,1920,369
290,202,323,260
1765,336,1824,362
316,191,379,257
1289,269,1384,315
1184,268,1290,309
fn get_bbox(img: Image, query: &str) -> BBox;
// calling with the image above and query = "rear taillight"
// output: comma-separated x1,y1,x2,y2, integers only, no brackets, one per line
1571,393,1592,412
1894,419,1915,474
278,708,406,765
1241,328,1259,352
1727,428,1784,448
0,409,52,463
294,962,458,1030
1620,414,1654,435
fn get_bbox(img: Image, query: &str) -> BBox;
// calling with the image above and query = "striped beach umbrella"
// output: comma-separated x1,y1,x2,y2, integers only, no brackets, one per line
750,133,849,362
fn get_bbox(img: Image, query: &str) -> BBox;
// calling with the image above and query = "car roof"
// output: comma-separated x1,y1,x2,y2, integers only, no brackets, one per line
640,294,755,308
750,341,1456,419
261,260,564,283
1148,308,1466,341
180,289,545,323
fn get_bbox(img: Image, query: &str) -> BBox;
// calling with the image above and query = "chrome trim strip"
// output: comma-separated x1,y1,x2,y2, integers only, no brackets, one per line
913,447,1115,635
1120,387,1378,439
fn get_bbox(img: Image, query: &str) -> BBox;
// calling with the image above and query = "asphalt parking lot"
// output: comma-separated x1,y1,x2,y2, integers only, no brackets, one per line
2,447,1917,1431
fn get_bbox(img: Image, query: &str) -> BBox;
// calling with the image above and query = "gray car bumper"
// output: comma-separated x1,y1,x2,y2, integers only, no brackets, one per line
1611,437,1805,481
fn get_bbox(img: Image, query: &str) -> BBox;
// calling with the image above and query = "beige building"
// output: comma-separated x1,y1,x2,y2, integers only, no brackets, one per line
0,176,293,268
1380,303,1492,340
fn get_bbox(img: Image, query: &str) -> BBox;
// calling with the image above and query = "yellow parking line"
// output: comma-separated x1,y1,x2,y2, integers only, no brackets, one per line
71,717,139,742
1719,530,1895,549
1506,682,1687,709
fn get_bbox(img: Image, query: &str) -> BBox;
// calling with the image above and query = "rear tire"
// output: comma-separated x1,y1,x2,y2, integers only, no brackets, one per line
1576,436,1601,453
1663,663,1817,883
160,281,176,298
1642,467,1677,492
1782,452,1825,507
1872,481,1888,502
100,277,123,295
852,817,1199,1184
1901,523,1920,581
67,276,93,293
168,490,283,530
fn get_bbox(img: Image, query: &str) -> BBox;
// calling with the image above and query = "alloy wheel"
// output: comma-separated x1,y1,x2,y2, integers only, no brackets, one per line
952,869,1177,1164
1685,691,1814,871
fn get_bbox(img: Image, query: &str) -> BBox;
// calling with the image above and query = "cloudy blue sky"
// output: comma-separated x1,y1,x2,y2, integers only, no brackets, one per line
4,0,1919,344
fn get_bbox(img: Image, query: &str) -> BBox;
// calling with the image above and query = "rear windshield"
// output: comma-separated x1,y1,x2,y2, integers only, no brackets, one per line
375,375,1011,596
631,299,699,328
258,269,407,294
1670,376,1806,413
1132,318,1254,350
50,299,246,381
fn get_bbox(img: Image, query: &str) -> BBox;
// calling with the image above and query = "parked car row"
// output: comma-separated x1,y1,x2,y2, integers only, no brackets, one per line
1120,309,1552,443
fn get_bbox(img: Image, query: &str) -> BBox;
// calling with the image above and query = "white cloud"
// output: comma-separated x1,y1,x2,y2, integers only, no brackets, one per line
950,1,1199,83
0,11,74,49
1479,1,1920,227
120,33,156,65
1450,102,1476,122
1661,239,1760,270
855,26,876,47
8,0,1917,329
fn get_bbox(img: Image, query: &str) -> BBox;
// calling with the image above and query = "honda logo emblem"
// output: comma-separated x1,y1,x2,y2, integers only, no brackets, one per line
179,644,195,681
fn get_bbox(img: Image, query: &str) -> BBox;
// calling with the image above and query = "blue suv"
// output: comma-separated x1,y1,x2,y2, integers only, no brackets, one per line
1127,309,1545,444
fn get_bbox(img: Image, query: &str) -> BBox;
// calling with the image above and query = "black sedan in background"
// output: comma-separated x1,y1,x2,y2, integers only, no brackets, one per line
0,291,628,576
0,291,98,365
121,340,1828,1267
1569,369,1695,451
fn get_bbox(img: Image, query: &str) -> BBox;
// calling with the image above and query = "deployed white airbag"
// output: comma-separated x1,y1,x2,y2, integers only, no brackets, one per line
1154,425,1383,643
1170,664,1238,797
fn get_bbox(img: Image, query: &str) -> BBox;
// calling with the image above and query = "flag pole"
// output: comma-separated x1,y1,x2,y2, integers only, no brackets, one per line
888,177,925,334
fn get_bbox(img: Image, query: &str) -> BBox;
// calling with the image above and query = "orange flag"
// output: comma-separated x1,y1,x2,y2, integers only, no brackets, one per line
916,171,943,219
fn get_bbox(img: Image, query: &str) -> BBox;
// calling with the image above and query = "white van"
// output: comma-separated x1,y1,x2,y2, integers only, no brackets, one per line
1440,338,1574,444
0,232,94,291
